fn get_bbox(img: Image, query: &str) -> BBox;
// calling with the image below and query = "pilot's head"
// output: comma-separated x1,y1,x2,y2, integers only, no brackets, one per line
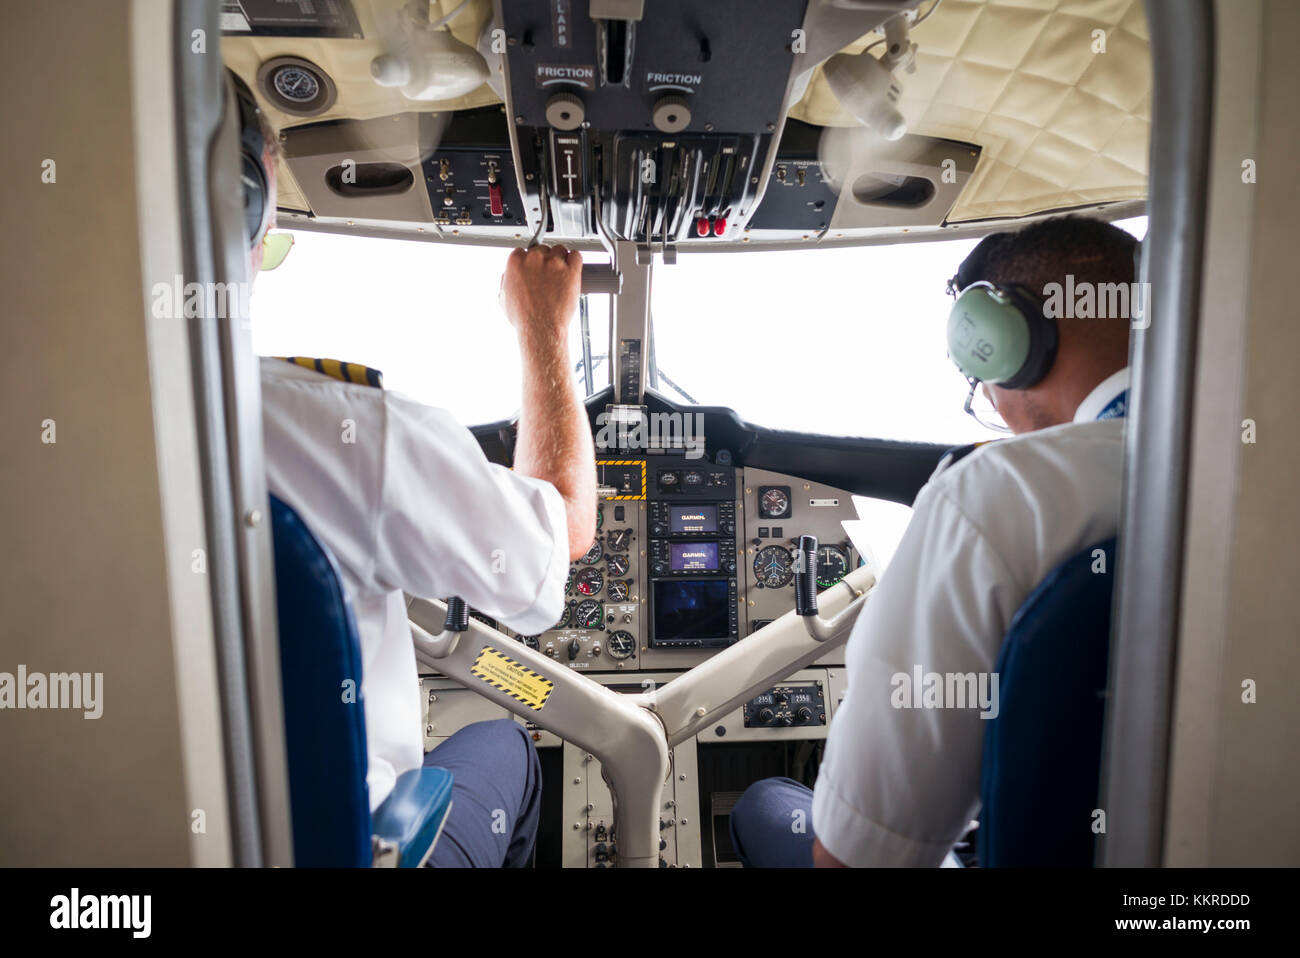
947,216,1138,434
230,70,281,275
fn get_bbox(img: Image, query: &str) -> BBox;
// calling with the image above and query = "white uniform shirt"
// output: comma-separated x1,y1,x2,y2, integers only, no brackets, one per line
259,357,569,810
812,369,1129,866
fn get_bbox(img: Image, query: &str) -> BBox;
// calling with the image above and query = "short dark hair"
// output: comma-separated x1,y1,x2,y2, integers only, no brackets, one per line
955,215,1139,298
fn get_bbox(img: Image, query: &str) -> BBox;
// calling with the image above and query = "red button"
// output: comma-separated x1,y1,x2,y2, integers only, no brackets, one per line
713,217,727,236
488,184,504,217
695,217,710,237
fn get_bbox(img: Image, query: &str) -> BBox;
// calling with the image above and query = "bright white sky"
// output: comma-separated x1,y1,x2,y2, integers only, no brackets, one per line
250,216,1147,446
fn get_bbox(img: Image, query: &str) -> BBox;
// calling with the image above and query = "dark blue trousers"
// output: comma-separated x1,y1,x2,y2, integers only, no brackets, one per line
422,719,542,868
728,776,816,868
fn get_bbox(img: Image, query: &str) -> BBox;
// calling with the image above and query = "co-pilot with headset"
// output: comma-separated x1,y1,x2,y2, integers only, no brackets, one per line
232,73,595,866
730,216,1138,867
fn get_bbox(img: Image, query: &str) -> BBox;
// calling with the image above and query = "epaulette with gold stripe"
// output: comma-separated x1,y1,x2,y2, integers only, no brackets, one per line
935,440,995,474
275,356,383,388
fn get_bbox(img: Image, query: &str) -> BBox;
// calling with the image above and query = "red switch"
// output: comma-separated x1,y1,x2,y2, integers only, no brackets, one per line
488,183,504,217
695,216,710,237
713,217,727,236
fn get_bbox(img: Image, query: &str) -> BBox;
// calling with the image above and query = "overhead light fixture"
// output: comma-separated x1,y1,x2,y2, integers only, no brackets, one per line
822,12,919,142
370,1,487,102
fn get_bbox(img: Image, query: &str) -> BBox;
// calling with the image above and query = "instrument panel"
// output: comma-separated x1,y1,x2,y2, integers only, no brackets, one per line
427,458,863,674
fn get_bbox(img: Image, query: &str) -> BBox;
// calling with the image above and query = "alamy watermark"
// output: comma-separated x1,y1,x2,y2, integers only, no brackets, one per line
1,665,103,719
594,411,706,459
1042,274,1151,329
890,665,999,720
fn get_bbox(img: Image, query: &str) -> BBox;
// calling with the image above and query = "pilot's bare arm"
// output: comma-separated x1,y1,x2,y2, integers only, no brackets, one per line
502,244,598,561
813,837,848,868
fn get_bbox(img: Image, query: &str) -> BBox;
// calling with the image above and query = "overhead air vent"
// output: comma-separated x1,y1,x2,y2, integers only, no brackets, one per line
850,172,936,209
324,162,415,198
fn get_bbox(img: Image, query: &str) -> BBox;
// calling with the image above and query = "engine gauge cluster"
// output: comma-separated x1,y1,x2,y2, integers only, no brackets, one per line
542,509,642,670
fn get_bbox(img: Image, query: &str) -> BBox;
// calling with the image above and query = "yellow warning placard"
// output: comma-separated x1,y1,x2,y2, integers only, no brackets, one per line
470,646,555,711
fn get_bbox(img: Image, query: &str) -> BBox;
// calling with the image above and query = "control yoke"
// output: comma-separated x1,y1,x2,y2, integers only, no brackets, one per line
793,534,867,642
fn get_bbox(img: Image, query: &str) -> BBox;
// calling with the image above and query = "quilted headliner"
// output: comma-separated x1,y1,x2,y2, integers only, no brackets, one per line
224,0,1151,225
791,0,1151,222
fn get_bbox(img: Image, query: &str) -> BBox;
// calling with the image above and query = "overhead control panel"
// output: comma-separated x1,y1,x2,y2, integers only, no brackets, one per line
496,0,809,245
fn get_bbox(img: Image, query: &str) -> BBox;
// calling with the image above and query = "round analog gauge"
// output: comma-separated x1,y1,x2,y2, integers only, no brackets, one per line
564,567,576,594
683,470,704,488
606,528,632,552
258,57,337,117
607,630,635,660
580,539,603,564
816,545,850,589
658,471,679,489
759,486,791,519
273,66,320,102
753,545,794,588
607,579,630,602
596,504,604,530
576,567,604,596
518,635,540,651
606,554,630,577
552,602,571,630
573,599,603,630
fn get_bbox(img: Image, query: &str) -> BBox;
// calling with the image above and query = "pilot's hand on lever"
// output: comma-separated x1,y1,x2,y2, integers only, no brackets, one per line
500,243,583,338
503,244,597,562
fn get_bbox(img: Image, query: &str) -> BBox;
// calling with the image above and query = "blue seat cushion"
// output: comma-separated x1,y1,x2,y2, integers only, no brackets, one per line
373,766,456,868
978,537,1117,867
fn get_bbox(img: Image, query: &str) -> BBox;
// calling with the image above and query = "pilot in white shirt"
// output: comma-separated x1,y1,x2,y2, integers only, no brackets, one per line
728,215,1139,867
260,351,576,808
235,75,595,864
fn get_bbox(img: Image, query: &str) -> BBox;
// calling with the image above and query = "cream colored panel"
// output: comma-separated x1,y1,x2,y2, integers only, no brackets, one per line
791,0,1151,222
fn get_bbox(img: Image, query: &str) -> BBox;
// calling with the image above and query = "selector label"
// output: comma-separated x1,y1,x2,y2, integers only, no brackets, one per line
644,70,703,94
470,646,555,711
535,63,596,90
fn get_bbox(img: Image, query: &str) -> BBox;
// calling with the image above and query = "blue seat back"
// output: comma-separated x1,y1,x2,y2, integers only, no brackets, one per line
978,537,1117,867
269,493,373,867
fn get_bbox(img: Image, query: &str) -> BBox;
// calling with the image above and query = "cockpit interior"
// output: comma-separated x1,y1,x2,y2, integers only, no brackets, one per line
4,0,1298,899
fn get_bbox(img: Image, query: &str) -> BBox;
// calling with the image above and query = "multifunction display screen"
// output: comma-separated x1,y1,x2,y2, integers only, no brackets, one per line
669,541,719,572
669,504,717,534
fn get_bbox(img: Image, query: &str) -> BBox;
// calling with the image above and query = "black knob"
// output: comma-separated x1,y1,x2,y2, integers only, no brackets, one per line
651,523,666,536
779,714,794,727
758,707,774,723
659,838,667,851
595,842,608,856
444,597,469,632
724,559,736,573
652,561,667,576
796,707,813,723
722,521,735,534
567,639,580,661
659,857,667,868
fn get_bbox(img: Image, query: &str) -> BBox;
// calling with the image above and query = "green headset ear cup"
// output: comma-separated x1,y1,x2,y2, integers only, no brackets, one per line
947,284,1034,385
947,282,1058,388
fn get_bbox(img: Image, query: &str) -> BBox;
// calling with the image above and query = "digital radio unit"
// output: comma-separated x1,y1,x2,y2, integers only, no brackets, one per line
646,458,740,649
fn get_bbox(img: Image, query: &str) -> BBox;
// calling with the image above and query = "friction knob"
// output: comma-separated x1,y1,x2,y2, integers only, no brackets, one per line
546,92,585,131
652,95,691,134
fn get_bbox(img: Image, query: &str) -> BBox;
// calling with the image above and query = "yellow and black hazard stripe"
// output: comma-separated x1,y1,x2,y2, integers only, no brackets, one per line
276,356,383,388
596,459,647,500
469,646,555,711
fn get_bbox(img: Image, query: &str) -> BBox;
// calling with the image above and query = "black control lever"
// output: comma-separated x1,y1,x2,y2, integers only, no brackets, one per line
444,597,469,633
794,535,818,617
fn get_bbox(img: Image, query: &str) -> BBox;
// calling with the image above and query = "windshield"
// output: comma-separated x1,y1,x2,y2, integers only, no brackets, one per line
651,216,1147,444
249,232,606,424
252,217,1145,440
